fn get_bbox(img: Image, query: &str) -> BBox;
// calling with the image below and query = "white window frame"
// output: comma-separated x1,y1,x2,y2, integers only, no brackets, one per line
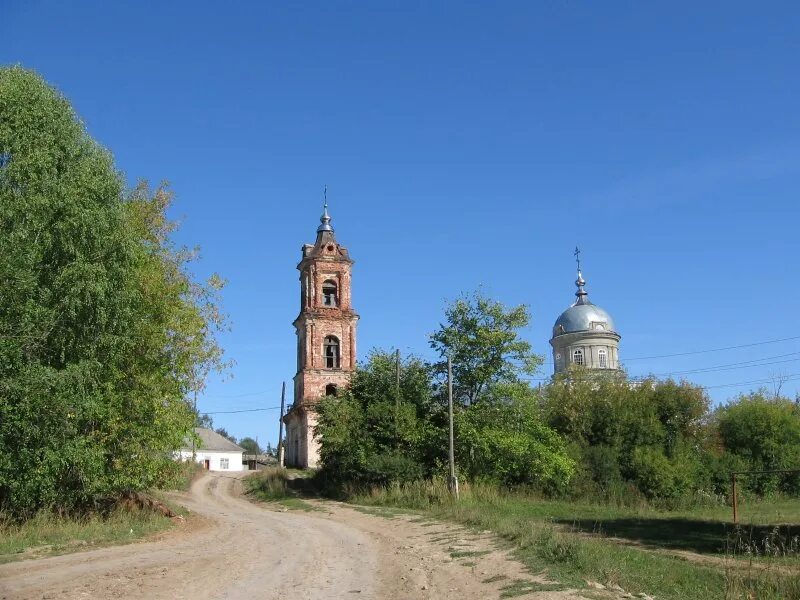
220,457,230,470
598,348,608,368
572,348,584,366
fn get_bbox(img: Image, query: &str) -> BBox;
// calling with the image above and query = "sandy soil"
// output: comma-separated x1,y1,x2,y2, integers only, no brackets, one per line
0,472,582,600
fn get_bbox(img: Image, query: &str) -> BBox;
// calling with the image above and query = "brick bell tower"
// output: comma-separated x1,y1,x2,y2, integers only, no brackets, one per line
283,198,358,468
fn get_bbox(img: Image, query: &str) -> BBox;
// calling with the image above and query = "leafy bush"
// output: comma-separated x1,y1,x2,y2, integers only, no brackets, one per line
365,452,426,485
583,445,623,489
543,373,713,503
715,393,800,495
630,447,694,502
457,383,574,491
316,350,439,487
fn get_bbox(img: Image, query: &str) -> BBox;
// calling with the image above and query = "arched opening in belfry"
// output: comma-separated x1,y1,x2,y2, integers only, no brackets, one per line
325,384,338,397
322,280,338,307
324,336,340,369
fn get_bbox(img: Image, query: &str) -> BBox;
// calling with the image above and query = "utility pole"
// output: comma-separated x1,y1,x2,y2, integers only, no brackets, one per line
277,381,286,468
394,349,401,440
191,385,198,462
447,356,459,499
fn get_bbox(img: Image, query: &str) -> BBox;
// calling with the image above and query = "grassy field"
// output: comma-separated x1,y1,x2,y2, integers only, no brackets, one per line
0,508,176,564
350,481,800,600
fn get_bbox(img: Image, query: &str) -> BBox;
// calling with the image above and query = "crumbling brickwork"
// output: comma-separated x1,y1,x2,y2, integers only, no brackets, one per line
283,206,358,468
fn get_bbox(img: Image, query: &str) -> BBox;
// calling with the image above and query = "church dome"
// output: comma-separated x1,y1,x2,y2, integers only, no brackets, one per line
553,302,616,337
551,268,617,338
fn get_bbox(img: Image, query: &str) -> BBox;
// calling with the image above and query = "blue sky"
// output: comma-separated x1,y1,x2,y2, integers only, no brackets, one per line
3,1,799,444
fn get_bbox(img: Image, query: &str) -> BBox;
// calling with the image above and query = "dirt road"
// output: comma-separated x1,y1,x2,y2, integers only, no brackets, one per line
0,472,578,599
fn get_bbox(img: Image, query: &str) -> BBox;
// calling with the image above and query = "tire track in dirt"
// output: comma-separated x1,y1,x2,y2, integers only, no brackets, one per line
0,473,377,600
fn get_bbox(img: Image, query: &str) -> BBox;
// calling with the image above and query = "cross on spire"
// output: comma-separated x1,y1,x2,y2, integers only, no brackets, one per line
317,185,334,234
573,246,589,304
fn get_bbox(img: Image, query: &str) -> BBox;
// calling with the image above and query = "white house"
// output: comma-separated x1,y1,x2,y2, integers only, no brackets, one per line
178,427,245,472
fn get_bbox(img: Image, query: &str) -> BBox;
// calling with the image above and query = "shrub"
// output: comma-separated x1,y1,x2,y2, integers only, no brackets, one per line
715,393,800,495
365,452,426,485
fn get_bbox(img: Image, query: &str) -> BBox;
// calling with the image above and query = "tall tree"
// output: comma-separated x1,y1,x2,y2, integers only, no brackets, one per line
0,67,227,517
238,437,261,455
214,428,237,444
316,350,438,485
197,413,214,428
429,291,542,404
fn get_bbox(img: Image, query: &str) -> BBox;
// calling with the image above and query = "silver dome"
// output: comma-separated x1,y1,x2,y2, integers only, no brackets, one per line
553,302,616,337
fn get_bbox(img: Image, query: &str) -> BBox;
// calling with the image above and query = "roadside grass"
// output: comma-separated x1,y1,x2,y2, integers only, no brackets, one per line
350,480,800,600
0,508,174,564
245,468,320,512
499,579,567,598
0,464,198,564
167,461,206,491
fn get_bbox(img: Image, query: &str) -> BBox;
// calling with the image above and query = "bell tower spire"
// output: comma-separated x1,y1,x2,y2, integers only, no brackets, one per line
318,185,334,233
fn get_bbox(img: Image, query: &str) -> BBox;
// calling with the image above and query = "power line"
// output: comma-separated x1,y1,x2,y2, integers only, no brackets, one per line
700,373,800,390
537,334,800,368
537,333,800,366
633,352,800,378
202,406,282,415
621,334,800,362
204,389,272,399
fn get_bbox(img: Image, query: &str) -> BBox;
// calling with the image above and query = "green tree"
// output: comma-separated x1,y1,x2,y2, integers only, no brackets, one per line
542,373,711,502
429,291,542,405
0,67,227,518
715,392,800,495
316,350,438,485
317,346,574,492
457,382,574,490
197,413,214,428
215,428,237,444
239,437,261,455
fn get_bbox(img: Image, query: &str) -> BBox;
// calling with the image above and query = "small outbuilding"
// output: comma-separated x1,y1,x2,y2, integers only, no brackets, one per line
178,427,245,472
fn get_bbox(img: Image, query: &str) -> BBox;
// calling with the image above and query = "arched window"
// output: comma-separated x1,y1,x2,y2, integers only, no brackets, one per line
325,384,338,397
324,336,340,369
572,348,584,366
598,348,608,368
322,280,338,307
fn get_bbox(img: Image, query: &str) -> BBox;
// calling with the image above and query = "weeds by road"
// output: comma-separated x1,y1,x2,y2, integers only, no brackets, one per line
350,480,800,600
0,508,175,564
245,468,319,512
0,464,199,564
